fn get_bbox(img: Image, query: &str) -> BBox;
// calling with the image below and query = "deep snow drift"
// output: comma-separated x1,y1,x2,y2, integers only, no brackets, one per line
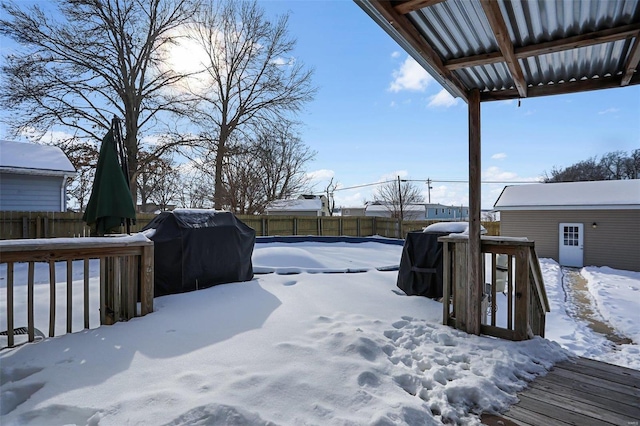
1,239,638,425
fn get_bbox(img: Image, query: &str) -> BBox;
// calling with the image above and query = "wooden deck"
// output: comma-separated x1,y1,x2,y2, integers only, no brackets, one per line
482,357,640,425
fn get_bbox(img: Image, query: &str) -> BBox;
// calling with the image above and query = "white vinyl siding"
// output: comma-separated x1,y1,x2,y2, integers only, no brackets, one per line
0,173,65,212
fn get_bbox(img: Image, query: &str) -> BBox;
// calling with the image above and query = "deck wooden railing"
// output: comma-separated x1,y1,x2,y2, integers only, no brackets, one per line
439,235,549,341
0,235,153,348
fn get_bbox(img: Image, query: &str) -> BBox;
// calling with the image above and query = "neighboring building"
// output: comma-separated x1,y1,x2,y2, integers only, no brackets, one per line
265,194,329,216
341,207,366,216
425,203,469,221
494,180,640,272
138,203,177,214
0,140,76,212
365,202,469,221
365,203,426,220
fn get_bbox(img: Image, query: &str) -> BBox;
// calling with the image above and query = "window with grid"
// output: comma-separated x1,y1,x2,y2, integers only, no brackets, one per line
563,226,579,246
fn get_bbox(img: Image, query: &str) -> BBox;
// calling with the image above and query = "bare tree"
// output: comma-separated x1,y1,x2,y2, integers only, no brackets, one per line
324,177,339,216
543,149,639,182
373,179,424,219
176,167,213,209
137,151,179,210
54,140,99,211
0,0,198,204
222,122,315,214
188,0,316,209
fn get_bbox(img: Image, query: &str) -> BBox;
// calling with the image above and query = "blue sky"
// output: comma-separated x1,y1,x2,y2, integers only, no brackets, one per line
259,0,640,209
1,0,638,210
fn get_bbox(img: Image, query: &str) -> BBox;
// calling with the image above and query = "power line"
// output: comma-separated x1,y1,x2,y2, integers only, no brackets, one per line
331,178,541,192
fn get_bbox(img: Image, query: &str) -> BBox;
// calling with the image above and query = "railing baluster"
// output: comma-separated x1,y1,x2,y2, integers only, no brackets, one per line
141,245,154,316
67,260,73,333
49,260,56,337
491,253,497,327
507,254,513,331
84,258,90,329
28,261,34,342
442,241,451,325
100,256,106,325
7,262,14,348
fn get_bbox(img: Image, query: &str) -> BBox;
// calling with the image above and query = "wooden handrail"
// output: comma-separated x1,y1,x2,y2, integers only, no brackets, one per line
1,235,154,349
439,235,549,341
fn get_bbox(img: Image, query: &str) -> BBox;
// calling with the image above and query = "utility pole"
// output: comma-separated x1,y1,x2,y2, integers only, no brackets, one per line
397,175,404,221
426,178,433,203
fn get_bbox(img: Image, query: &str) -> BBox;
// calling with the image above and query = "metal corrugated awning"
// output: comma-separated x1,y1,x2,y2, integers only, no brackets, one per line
355,0,640,103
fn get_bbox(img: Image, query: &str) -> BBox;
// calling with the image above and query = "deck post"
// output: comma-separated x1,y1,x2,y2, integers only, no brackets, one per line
467,88,482,335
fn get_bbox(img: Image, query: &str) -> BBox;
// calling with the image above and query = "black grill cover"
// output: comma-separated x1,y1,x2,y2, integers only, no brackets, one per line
142,210,255,297
396,231,448,299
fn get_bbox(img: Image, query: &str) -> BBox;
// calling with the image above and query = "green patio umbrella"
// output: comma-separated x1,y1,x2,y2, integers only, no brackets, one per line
83,118,136,235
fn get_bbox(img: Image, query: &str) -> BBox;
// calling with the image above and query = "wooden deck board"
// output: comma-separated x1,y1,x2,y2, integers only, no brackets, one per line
482,357,640,425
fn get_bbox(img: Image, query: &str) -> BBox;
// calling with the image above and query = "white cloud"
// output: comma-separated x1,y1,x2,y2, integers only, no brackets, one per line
390,101,397,108
20,127,75,144
391,51,401,58
306,169,335,182
598,107,620,115
389,57,433,92
427,88,459,108
272,56,295,66
491,153,507,160
379,170,409,181
482,166,539,182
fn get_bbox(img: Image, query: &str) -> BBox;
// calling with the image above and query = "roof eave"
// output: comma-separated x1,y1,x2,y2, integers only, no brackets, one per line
495,205,640,211
0,166,77,177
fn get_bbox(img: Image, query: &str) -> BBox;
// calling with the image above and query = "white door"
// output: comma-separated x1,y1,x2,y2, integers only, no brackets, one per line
559,223,584,267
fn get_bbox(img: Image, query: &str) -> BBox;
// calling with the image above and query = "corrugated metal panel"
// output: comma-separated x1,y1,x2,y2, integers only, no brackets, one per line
401,0,640,94
410,0,497,59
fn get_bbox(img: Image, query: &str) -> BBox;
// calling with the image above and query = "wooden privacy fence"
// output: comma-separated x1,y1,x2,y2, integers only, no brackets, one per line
0,211,157,239
0,236,154,349
0,211,500,240
440,235,549,341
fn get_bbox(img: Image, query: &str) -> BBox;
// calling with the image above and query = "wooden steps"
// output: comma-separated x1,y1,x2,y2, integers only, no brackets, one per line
482,357,640,425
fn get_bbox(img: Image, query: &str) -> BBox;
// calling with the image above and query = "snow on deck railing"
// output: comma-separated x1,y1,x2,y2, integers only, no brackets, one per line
439,235,549,341
0,235,154,349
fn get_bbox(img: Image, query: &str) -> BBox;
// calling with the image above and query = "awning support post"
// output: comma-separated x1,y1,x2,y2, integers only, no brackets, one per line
467,88,482,335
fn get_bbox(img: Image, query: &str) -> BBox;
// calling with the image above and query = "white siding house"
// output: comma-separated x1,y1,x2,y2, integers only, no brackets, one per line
0,140,76,212
265,198,324,216
365,203,427,220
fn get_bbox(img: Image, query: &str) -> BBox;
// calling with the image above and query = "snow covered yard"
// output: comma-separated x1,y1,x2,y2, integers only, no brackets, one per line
1,239,638,425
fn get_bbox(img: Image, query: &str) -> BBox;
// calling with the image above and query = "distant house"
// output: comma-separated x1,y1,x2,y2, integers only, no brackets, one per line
494,180,640,272
365,202,469,221
265,195,329,216
0,140,76,212
425,203,469,221
365,203,426,220
341,207,366,216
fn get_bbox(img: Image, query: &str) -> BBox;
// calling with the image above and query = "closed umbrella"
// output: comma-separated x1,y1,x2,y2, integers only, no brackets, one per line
83,118,136,235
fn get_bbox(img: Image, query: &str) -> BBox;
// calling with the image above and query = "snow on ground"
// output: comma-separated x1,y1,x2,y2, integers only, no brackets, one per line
1,239,638,425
